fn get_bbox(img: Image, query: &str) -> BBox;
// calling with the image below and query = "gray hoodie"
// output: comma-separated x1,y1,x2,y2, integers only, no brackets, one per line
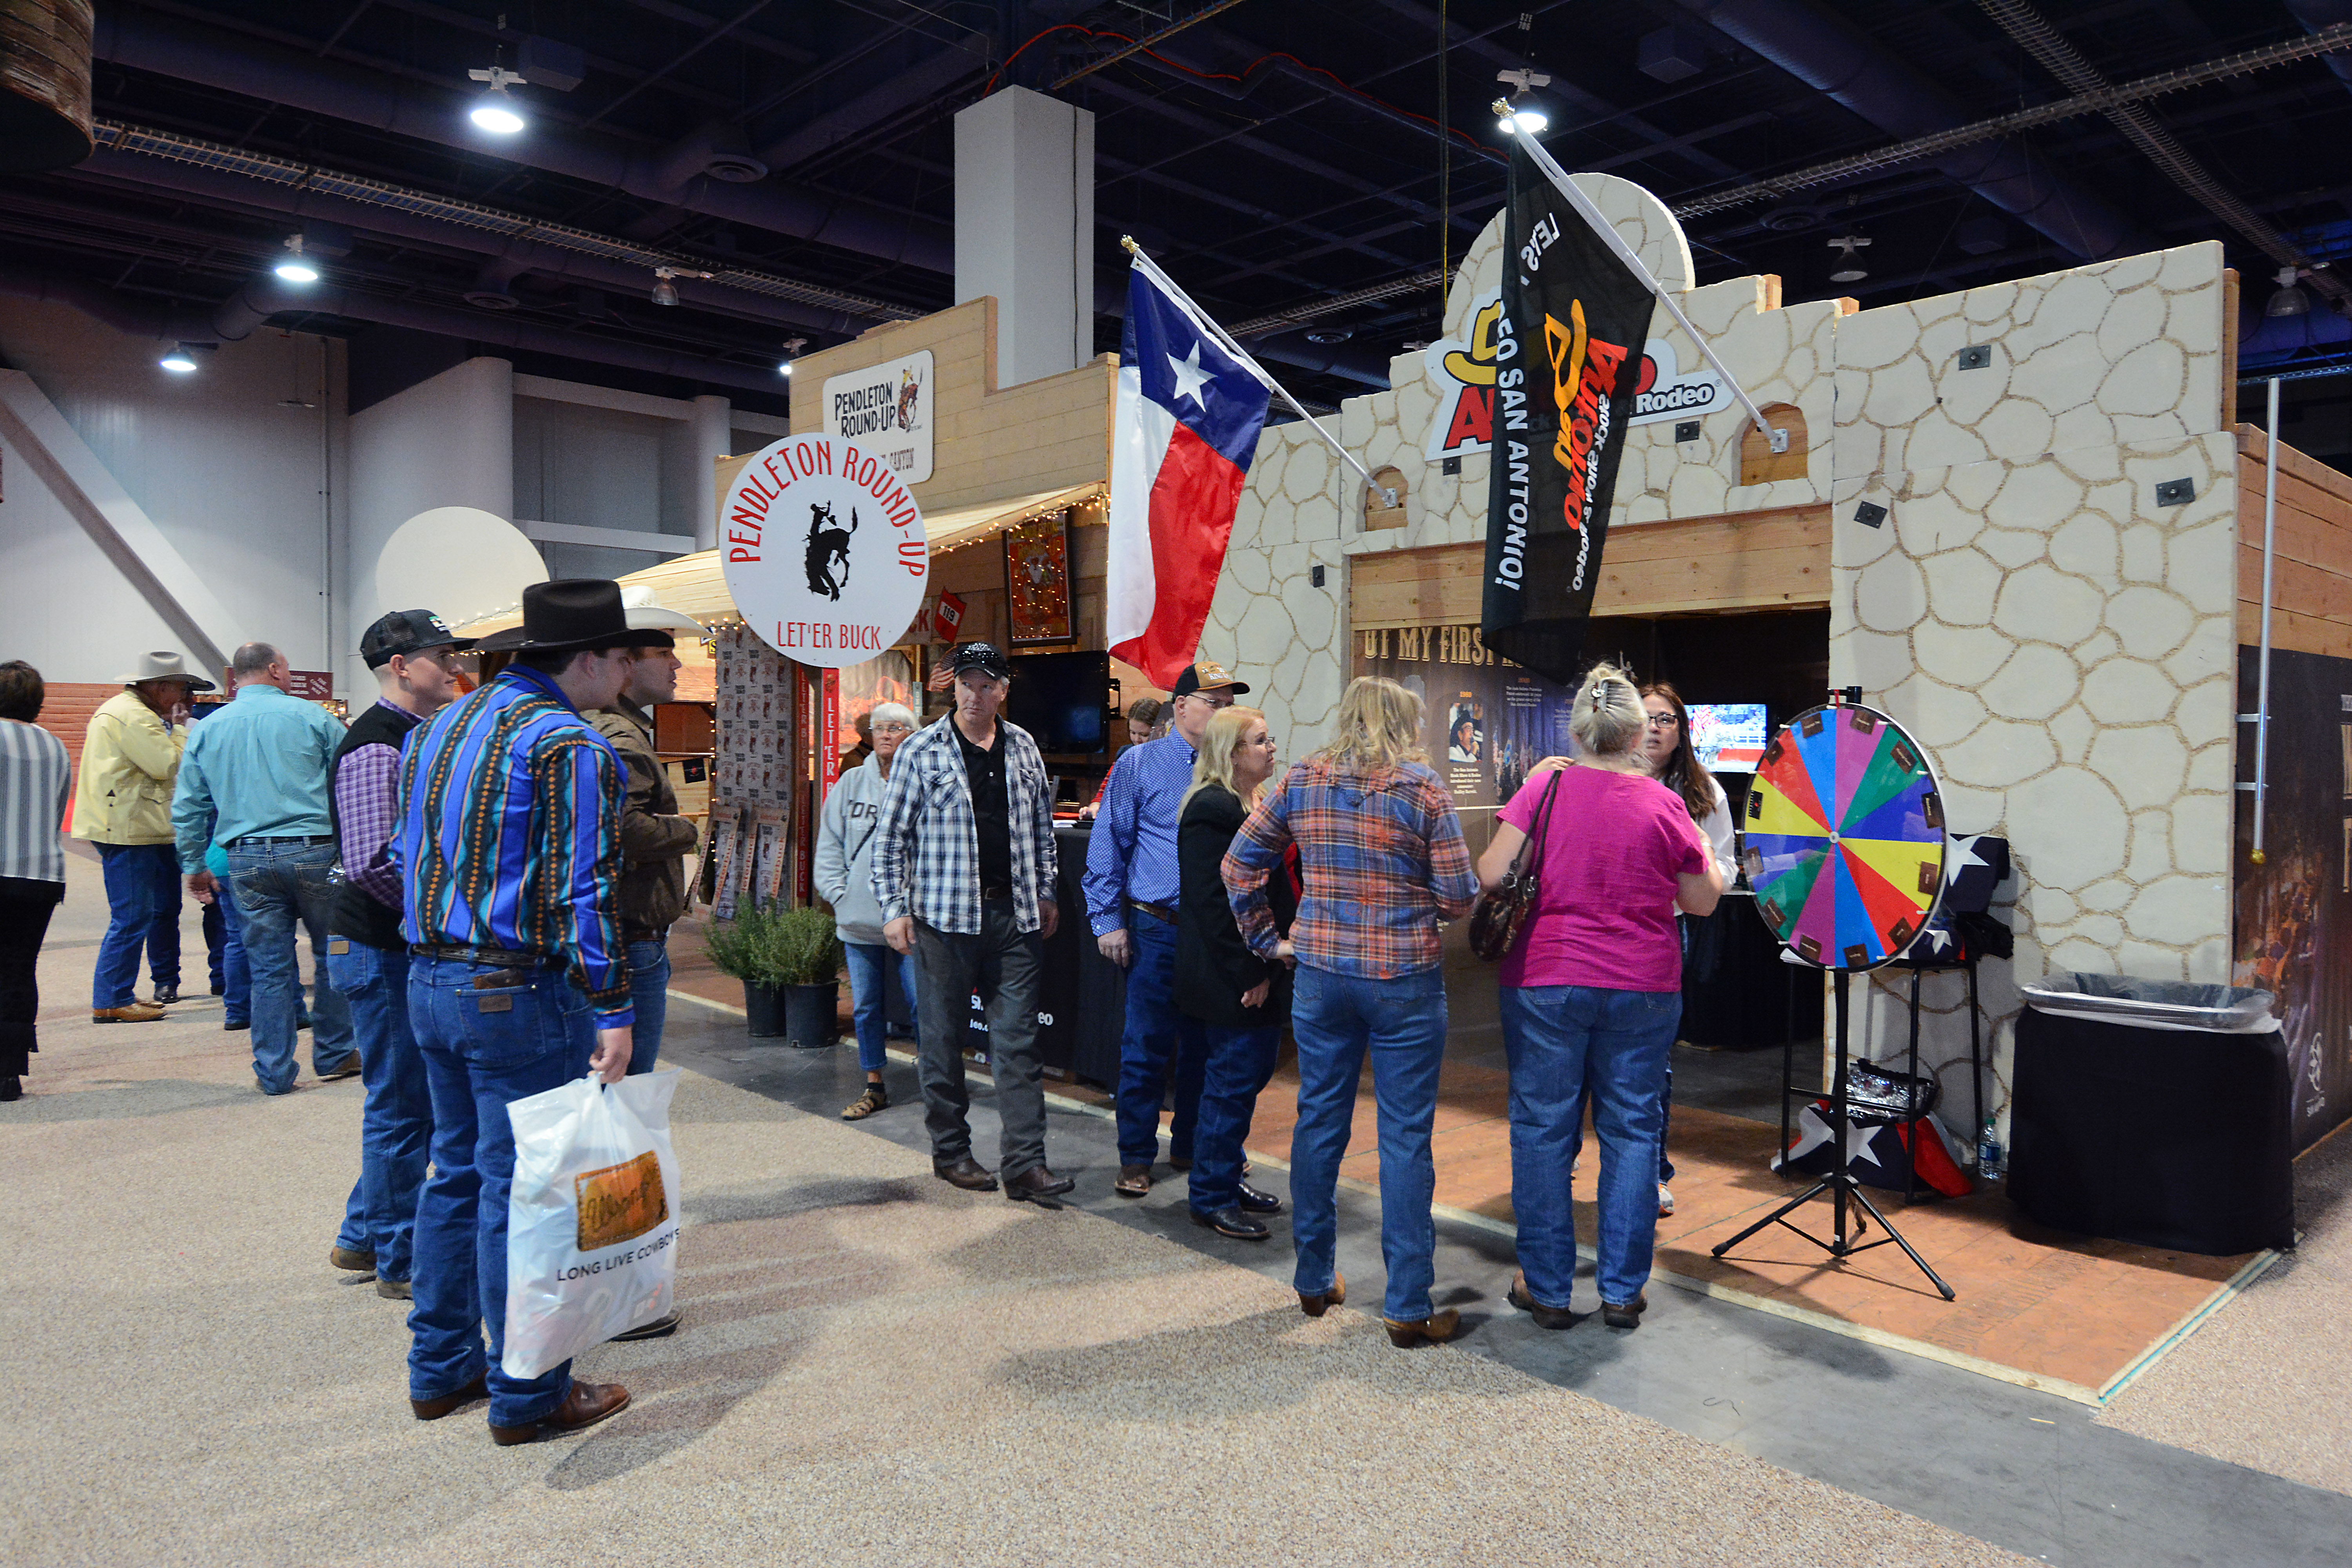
813,754,892,946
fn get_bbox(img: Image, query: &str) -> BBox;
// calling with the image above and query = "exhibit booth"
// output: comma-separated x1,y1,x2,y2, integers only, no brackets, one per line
1202,174,2352,1159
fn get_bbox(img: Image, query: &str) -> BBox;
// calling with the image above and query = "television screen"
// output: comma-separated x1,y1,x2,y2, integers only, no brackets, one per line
1005,650,1109,753
1688,703,1768,771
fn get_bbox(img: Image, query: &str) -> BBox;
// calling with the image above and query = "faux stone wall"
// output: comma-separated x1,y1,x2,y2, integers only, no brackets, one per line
1832,431,2239,1121
1201,180,2238,1138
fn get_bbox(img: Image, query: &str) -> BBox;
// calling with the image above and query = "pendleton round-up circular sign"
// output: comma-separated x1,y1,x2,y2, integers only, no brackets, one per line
719,433,929,667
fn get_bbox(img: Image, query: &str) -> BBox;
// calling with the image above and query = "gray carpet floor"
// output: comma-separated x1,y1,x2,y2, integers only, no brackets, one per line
2095,1122,2352,1495
0,981,2033,1567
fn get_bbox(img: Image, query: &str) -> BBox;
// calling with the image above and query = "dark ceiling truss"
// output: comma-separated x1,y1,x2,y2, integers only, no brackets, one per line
13,0,2350,415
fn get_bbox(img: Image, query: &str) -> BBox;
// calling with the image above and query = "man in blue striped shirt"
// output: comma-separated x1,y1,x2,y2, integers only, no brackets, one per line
391,579,667,1447
1086,660,1269,1201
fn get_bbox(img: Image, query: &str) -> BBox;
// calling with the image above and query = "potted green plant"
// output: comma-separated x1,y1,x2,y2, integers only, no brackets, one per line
769,905,846,1050
704,904,791,1037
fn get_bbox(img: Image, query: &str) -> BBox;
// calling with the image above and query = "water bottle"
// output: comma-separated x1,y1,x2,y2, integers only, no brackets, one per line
1978,1116,2003,1181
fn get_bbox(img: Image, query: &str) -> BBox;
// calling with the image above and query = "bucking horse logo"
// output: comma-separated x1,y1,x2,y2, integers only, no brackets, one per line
804,501,858,601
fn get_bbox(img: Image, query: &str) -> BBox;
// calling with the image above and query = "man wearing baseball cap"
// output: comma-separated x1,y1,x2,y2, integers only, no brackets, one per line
392,580,663,1445
871,641,1073,1202
1085,659,1278,1211
319,610,472,1299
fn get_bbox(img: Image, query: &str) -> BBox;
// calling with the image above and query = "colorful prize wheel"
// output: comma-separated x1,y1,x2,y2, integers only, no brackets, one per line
1743,701,1946,971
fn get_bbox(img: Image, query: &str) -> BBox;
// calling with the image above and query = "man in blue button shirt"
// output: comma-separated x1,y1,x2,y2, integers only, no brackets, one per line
173,642,354,1096
1087,660,1273,1200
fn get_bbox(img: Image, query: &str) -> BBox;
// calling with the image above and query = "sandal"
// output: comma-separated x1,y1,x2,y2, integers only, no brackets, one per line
840,1084,888,1121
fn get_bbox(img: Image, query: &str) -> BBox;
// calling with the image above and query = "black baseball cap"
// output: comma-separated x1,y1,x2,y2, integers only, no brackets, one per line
947,641,1013,681
1172,660,1249,697
361,609,473,670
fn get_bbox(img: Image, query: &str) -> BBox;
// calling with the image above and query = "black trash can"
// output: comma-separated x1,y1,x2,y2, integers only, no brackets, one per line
2009,976,2293,1256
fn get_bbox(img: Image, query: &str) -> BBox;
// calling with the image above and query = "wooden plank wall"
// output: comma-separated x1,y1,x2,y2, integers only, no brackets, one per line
782,298,1115,516
2236,425,2352,660
1350,504,1831,630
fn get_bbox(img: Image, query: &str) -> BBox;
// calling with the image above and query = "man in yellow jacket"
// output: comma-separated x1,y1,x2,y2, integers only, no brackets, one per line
75,651,210,1022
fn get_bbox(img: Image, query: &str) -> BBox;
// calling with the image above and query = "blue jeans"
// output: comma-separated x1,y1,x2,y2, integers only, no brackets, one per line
1289,964,1450,1323
406,956,593,1427
1189,1022,1279,1216
844,941,919,1073
626,936,669,1076
1112,914,1207,1166
212,875,251,1025
327,942,430,1280
91,842,180,1007
225,840,353,1093
1501,983,1682,1309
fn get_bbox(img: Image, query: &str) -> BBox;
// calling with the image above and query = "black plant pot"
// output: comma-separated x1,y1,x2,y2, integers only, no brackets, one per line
743,982,784,1038
784,982,840,1050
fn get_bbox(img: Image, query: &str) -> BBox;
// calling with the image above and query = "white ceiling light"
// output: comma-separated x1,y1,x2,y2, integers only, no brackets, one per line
272,234,319,283
2265,265,2311,319
468,64,528,134
650,265,712,306
1828,233,1872,284
1495,67,1550,136
159,345,200,374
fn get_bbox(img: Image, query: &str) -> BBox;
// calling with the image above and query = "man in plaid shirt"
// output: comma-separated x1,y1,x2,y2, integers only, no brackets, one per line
873,642,1072,1203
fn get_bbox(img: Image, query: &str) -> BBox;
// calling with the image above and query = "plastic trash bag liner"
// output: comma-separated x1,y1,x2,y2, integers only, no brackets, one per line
502,1068,682,1380
2019,973,2279,1034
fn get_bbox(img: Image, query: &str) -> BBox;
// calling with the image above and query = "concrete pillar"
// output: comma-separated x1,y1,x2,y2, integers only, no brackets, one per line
954,86,1095,389
690,392,731,551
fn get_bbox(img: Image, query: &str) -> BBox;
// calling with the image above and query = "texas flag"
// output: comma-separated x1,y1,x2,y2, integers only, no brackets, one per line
1107,265,1272,688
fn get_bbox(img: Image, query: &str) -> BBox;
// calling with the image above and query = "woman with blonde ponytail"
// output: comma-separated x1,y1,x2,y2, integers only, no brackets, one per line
1475,663,1724,1333
1224,677,1481,1345
1175,706,1290,1239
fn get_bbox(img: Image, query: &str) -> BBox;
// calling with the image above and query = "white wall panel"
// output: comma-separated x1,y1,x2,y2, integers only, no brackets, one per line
0,298,347,686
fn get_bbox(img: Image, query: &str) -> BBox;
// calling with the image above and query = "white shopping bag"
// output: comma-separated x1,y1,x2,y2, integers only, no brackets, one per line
502,1067,684,1380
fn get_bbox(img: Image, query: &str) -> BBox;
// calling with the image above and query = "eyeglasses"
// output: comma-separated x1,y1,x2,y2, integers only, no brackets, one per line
1645,713,1680,729
872,722,912,735
1188,692,1236,710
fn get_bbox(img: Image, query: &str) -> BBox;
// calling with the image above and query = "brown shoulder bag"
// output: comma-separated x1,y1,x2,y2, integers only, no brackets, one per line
1467,768,1565,962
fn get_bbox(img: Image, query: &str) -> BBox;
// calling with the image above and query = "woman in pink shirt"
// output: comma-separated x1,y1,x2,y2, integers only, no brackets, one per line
1475,664,1724,1331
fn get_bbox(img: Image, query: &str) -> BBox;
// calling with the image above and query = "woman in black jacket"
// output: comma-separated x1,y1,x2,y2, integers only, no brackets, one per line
1178,705,1293,1239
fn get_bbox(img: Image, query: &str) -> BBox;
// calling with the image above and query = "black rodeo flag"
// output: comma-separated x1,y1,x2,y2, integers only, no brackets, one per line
1481,143,1656,683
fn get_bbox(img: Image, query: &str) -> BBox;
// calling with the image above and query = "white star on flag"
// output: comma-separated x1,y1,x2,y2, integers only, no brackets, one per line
1945,833,1992,880
1166,341,1212,406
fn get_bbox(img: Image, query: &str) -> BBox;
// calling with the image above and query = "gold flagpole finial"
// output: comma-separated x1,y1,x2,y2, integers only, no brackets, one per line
1120,235,1140,254
1490,98,1514,119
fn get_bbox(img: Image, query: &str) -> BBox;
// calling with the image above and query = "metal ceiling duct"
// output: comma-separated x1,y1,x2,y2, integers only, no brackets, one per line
2285,0,2352,98
0,0,94,172
1672,0,2154,260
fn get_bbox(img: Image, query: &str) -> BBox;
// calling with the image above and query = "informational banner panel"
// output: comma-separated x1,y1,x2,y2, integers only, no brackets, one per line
821,348,934,485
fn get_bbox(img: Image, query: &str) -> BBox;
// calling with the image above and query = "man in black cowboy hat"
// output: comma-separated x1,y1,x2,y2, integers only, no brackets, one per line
390,580,669,1446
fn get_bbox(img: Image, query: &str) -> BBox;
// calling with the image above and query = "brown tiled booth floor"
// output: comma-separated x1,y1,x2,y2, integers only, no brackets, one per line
674,922,2266,1403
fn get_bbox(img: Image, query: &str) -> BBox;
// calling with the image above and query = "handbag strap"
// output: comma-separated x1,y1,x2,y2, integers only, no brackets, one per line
1509,768,1567,886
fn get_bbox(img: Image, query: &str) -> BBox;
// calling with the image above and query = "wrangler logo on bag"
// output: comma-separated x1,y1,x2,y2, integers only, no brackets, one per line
574,1152,667,1252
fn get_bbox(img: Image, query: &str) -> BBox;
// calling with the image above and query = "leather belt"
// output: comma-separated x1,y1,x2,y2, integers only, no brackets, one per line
410,942,552,969
1129,899,1177,925
227,833,334,848
980,886,1014,902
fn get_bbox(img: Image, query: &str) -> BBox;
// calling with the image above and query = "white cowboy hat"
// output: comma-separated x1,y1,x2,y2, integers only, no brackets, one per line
115,651,216,691
621,585,707,635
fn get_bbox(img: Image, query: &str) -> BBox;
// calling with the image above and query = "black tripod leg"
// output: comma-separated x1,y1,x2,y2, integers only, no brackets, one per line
1847,1183,1957,1299
1711,1176,1834,1257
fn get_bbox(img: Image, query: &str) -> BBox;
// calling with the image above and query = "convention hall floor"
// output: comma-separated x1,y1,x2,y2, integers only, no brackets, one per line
8,856,2350,1566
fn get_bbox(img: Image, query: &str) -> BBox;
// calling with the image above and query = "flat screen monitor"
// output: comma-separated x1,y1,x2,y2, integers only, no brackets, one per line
1005,650,1109,754
1688,702,1768,771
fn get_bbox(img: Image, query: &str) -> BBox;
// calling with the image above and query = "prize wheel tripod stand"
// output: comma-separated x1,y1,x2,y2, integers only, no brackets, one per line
1710,689,1956,1301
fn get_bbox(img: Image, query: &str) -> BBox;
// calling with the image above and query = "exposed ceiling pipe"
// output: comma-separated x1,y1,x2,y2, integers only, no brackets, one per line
1671,0,2153,260
87,7,956,271
1977,0,2352,316
2285,0,2352,98
66,147,879,339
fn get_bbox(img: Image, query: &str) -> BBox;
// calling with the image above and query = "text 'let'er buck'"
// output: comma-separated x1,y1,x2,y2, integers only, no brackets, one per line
720,433,930,669
1480,142,1656,685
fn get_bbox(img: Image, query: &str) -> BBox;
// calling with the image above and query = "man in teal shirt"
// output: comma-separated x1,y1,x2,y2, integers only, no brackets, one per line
173,642,354,1095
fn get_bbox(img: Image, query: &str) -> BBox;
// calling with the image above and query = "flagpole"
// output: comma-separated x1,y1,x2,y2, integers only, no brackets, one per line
1493,104,1788,455
1120,237,1398,507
